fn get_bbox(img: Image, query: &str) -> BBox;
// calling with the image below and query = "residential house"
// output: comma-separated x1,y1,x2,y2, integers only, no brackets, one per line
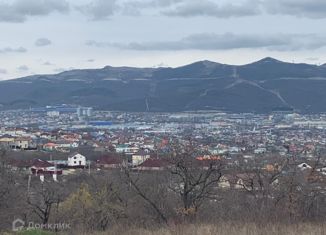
68,153,86,168
96,155,123,169
43,143,57,151
30,159,62,175
135,158,169,171
10,137,31,149
254,147,267,154
0,135,15,147
131,150,151,166
115,144,139,154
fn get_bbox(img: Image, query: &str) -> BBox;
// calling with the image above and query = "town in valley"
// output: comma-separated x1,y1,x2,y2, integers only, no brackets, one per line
1,105,326,179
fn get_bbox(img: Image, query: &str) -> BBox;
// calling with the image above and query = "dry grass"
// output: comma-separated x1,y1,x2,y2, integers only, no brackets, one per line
75,223,326,235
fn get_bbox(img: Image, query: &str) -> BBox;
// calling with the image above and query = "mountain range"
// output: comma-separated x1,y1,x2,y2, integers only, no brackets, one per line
1,57,326,113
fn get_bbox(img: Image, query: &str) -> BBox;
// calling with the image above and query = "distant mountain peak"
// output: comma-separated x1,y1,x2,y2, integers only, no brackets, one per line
200,59,217,64
186,60,223,69
255,57,283,64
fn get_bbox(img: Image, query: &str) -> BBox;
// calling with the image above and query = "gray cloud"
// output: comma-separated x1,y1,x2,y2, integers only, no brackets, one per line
77,0,118,20
152,0,326,19
43,61,54,66
263,0,326,19
86,40,110,47
126,0,183,8
86,33,326,51
123,0,326,19
77,0,261,19
122,0,183,15
0,47,27,53
17,65,29,72
0,0,324,23
35,38,52,47
163,0,261,18
0,0,69,23
0,69,7,74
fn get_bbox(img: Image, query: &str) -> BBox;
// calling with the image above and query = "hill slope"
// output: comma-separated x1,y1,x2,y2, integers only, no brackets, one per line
1,57,326,113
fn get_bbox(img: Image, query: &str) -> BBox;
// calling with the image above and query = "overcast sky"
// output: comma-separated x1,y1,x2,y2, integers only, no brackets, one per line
0,0,326,80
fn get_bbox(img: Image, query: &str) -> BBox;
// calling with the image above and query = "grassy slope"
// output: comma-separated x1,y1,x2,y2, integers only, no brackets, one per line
46,223,326,235
4,223,326,235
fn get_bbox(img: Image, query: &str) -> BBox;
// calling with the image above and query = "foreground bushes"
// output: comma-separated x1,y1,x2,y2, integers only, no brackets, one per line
2,151,326,234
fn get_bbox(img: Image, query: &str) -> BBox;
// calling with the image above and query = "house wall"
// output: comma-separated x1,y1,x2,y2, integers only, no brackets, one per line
132,154,150,166
68,154,86,167
11,140,29,149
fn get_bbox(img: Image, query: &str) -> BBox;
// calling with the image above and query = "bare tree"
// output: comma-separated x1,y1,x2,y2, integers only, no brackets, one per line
169,153,223,218
124,168,169,224
0,148,27,230
27,181,65,225
88,174,126,231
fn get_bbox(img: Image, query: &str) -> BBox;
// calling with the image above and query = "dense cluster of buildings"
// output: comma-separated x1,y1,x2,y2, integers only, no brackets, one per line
1,107,326,183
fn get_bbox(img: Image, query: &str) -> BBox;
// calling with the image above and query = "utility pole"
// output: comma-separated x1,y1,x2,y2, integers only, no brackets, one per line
27,175,31,196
